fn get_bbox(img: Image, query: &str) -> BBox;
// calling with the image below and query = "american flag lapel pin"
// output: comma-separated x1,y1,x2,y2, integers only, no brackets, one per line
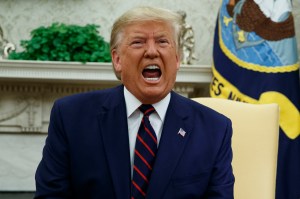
178,128,186,137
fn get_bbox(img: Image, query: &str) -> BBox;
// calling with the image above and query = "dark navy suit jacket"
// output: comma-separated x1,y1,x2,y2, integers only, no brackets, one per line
35,85,234,199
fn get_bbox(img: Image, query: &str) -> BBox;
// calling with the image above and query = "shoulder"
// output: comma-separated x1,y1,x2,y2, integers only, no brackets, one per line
172,92,230,123
55,85,122,106
51,85,124,116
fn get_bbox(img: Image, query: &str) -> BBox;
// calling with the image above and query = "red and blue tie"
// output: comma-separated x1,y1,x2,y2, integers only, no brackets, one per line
131,104,157,199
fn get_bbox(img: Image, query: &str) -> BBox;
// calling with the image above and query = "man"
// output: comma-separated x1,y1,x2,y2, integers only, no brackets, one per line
35,6,234,199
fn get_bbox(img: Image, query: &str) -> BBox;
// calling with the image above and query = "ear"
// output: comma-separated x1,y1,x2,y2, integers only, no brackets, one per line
176,53,180,70
111,49,122,73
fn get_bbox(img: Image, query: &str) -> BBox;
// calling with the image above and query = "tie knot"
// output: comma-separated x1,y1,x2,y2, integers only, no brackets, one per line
139,104,155,116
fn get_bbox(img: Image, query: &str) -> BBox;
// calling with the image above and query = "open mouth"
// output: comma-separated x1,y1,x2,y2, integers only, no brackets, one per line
142,65,161,81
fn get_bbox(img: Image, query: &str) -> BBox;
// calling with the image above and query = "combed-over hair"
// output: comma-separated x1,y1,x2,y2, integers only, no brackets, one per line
110,6,182,53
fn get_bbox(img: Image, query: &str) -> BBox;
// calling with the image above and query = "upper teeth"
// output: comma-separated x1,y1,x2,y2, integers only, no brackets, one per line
145,65,159,70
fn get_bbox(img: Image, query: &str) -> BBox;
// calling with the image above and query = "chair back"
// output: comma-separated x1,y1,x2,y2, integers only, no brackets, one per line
192,97,279,199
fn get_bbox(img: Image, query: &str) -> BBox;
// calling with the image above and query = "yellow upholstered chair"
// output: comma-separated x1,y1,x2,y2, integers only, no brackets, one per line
192,97,279,199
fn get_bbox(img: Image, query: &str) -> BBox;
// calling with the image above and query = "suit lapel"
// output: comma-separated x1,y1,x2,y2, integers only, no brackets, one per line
147,93,191,199
98,86,131,199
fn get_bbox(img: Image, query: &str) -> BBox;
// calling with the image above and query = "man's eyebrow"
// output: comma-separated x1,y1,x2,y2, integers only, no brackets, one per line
126,32,171,41
154,31,170,38
127,33,146,39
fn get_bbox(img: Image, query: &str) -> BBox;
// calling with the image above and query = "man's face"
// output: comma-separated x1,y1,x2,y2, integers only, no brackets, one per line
112,21,180,104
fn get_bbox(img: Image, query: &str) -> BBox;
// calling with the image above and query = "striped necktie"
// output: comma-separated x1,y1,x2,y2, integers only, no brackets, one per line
131,104,157,199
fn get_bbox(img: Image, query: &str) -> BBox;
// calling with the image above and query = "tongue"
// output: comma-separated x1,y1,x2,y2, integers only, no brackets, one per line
143,70,160,78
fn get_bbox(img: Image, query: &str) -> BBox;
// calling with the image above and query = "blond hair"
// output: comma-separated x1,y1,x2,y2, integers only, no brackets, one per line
110,6,182,53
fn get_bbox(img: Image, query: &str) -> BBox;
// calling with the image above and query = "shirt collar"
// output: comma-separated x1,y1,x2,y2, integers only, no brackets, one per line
124,86,170,120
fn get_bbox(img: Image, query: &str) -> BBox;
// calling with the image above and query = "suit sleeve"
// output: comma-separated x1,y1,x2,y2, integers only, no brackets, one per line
34,101,72,199
205,117,235,199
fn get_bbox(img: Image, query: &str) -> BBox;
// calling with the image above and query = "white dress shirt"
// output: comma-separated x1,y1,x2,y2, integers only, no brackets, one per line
124,87,170,176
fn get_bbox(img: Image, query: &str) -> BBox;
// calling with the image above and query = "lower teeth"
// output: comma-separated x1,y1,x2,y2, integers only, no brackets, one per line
145,77,159,81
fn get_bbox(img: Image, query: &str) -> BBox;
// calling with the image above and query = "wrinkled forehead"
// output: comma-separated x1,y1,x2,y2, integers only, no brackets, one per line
123,20,175,36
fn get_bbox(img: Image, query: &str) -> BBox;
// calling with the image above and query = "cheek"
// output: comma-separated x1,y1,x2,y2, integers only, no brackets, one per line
120,64,134,79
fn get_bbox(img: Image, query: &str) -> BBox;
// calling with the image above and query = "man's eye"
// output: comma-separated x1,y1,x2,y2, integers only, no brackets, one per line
158,39,169,46
131,41,143,47
160,39,168,43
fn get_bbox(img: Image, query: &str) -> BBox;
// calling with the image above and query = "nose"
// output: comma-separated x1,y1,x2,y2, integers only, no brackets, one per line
144,41,159,59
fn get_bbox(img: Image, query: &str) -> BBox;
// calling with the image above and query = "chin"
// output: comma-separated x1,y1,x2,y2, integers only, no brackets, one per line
143,91,167,102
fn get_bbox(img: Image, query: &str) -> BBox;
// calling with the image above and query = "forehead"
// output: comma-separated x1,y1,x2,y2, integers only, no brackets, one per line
123,21,174,37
